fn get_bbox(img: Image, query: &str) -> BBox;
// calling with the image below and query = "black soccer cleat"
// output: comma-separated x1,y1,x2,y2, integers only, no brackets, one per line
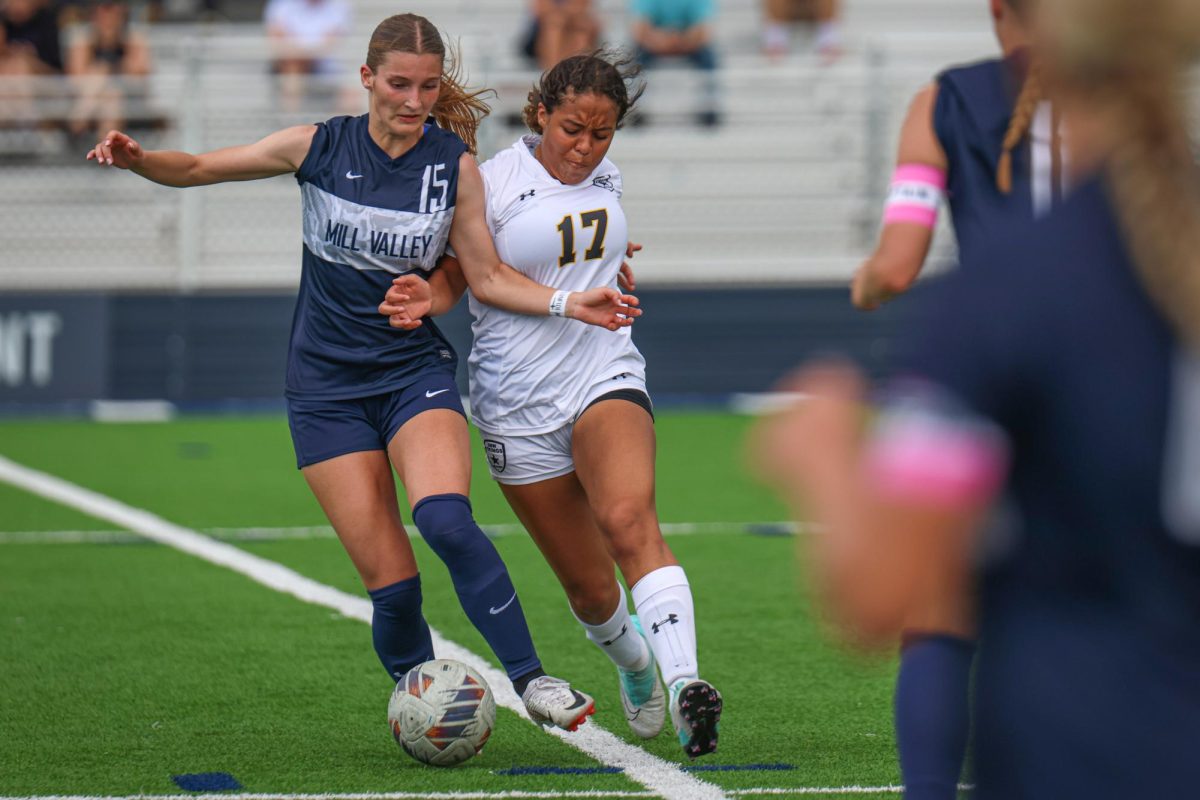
669,679,722,758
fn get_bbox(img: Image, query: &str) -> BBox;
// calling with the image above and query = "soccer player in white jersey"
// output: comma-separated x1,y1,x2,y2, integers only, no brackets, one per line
380,52,722,758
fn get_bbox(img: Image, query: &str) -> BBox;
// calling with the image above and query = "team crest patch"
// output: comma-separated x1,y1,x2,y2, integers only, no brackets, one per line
592,175,619,195
484,440,506,472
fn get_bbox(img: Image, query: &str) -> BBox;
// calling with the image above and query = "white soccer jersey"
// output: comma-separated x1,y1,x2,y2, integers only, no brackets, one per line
468,135,647,435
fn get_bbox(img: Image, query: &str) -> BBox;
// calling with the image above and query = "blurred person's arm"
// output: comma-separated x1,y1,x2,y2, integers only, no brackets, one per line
86,124,316,186
680,0,715,49
852,84,947,310
121,30,151,77
752,364,1003,648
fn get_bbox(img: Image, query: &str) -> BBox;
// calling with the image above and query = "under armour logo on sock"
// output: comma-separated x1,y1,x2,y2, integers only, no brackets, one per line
651,614,679,634
602,624,628,646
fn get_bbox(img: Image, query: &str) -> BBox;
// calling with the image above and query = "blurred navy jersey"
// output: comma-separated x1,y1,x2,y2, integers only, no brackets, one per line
935,53,1064,259
286,115,467,400
896,178,1200,799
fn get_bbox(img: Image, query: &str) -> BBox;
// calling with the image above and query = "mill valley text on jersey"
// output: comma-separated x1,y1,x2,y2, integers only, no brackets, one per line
287,114,468,401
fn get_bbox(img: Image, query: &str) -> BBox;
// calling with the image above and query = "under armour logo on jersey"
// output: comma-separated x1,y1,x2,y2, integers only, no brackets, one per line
651,614,679,634
519,189,536,201
602,624,628,646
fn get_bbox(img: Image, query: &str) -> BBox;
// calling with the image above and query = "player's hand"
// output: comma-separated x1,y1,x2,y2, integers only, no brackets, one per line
749,362,866,490
850,262,884,311
566,287,641,331
618,242,641,293
86,130,144,169
379,274,434,330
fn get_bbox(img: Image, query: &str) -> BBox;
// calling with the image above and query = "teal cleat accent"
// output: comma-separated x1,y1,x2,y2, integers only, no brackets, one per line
617,615,666,738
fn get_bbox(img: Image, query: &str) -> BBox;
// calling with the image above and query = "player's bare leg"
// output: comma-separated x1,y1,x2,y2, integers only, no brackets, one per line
303,450,419,589
303,450,432,678
573,399,721,756
502,474,664,738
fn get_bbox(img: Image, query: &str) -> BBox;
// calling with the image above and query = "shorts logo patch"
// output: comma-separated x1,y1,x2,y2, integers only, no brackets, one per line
483,440,506,473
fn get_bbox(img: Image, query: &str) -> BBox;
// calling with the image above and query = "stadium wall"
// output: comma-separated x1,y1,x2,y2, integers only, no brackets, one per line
0,289,913,413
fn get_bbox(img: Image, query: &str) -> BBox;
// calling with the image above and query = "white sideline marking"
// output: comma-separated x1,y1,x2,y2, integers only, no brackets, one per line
0,789,910,800
0,521,813,545
0,455,726,800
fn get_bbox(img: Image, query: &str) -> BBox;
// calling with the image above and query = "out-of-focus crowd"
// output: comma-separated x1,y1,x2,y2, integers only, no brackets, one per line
0,0,842,150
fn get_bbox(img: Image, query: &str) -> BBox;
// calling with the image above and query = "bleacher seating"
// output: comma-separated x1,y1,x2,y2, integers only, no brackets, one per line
0,0,1001,289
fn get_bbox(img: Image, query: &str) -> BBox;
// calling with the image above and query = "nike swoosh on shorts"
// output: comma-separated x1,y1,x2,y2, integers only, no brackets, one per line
426,389,450,398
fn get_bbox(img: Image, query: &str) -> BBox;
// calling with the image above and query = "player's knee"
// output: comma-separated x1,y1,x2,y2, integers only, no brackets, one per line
595,499,658,556
412,493,493,565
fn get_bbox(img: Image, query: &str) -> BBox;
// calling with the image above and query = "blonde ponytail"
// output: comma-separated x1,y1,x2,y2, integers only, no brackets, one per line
996,62,1043,194
1049,0,1200,344
432,47,493,155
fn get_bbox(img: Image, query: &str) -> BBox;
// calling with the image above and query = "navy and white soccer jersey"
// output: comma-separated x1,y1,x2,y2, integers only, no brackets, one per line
467,135,646,436
935,53,1066,259
887,178,1200,799
287,114,466,400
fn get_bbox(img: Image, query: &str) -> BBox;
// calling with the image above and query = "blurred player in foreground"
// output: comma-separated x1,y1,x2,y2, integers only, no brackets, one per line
850,2,1058,796
380,52,723,758
756,0,1200,795
85,13,640,731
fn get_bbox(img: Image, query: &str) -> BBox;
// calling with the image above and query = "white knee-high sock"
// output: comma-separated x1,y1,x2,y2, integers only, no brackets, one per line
573,592,651,672
631,565,699,688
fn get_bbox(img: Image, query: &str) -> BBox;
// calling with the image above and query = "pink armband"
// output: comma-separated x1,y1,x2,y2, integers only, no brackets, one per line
883,164,947,229
865,407,1008,510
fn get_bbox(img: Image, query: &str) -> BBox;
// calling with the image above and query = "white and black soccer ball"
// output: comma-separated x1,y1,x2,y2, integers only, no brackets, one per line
388,659,496,767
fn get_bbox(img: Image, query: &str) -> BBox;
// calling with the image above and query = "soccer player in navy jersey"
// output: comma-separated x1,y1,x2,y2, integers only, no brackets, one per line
757,0,1200,796
85,13,641,731
848,3,1059,796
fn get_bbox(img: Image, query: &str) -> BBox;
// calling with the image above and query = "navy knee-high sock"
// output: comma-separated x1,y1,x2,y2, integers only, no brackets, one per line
412,493,542,684
895,634,975,800
367,575,435,681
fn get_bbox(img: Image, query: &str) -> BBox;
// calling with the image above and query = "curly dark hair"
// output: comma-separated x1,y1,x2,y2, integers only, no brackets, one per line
522,50,645,134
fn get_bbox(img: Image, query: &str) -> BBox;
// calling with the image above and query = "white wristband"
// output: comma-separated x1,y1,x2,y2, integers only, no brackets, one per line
549,290,571,317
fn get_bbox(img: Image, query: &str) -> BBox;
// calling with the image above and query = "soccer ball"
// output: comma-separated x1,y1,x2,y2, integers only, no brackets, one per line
388,659,496,767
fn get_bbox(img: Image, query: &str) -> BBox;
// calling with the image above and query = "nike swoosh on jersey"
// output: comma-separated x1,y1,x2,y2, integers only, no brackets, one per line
489,592,517,615
425,388,451,398
346,171,364,180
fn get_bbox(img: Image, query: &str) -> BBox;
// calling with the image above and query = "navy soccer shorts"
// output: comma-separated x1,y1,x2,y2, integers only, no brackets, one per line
286,371,465,469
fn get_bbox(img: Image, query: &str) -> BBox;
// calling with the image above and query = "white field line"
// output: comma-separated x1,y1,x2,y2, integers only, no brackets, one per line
0,788,911,800
0,521,815,545
0,455,727,800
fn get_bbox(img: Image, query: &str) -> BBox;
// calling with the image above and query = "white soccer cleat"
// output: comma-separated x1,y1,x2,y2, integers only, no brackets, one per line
669,678,722,758
618,616,666,738
521,675,595,732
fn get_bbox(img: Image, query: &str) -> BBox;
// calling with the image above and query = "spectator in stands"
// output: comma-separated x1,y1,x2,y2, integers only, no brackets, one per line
264,0,351,110
1,0,63,75
65,0,150,139
630,0,720,126
521,0,601,70
762,0,842,62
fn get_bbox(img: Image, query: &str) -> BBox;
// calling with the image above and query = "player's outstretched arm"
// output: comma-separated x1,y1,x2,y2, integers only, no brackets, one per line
852,84,946,311
85,125,318,188
448,155,641,332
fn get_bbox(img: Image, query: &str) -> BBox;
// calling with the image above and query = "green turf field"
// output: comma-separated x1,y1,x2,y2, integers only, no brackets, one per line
0,412,902,800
